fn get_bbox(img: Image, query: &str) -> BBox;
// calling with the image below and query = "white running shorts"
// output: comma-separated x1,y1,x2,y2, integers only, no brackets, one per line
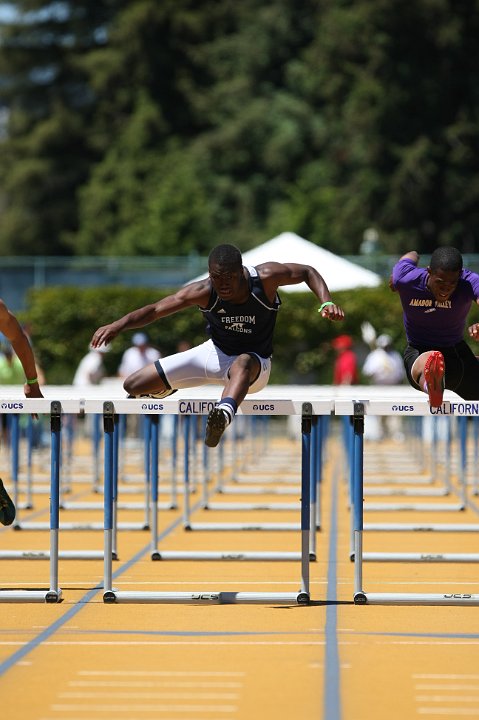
158,339,271,393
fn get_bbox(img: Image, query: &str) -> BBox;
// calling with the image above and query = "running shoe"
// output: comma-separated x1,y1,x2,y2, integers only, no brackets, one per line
424,351,445,408
127,389,178,399
0,478,15,526
141,389,178,400
205,407,227,448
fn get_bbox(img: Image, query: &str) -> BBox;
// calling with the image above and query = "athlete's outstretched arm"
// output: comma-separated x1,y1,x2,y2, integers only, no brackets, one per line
258,262,345,321
91,280,211,349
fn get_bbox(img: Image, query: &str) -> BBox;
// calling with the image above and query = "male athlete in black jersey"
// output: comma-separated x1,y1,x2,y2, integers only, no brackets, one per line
91,244,344,447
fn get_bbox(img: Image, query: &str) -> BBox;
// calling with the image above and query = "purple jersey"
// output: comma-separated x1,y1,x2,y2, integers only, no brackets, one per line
392,258,479,346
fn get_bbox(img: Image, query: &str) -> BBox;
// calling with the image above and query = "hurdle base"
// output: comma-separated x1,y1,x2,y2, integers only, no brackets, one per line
13,522,150,531
0,549,106,560
103,590,310,605
150,550,303,561
363,552,479,563
0,588,62,603
364,502,465,512
184,522,301,531
356,592,479,606
202,502,299,511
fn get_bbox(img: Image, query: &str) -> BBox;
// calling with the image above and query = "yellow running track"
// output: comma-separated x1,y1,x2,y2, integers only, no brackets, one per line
1,419,479,720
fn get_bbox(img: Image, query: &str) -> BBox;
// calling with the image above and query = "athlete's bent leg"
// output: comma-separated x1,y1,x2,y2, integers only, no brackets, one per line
412,351,445,408
124,361,176,399
205,354,260,448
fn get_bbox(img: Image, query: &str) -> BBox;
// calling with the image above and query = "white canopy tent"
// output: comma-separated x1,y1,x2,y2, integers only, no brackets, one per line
190,232,382,292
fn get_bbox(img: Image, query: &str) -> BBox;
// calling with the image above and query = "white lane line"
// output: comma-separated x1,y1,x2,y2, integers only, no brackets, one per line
0,580,325,586
414,675,479,680
418,710,479,716
51,704,238,712
0,640,326,646
417,695,479,702
69,681,243,688
79,670,245,676
417,685,479,691
351,582,479,587
59,692,240,700
377,641,479,646
91,581,326,586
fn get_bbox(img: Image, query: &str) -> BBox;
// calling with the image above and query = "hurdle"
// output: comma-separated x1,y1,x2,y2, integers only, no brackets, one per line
361,414,464,511
176,404,324,544
151,414,322,561
178,401,325,534
336,395,479,605
180,415,301,532
0,397,81,602
99,390,332,603
59,415,177,516
0,387,122,562
14,411,160,533
363,417,451,496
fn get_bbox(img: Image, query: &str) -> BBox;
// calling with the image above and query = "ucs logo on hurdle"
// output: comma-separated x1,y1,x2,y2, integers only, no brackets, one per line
1,402,24,410
141,403,164,411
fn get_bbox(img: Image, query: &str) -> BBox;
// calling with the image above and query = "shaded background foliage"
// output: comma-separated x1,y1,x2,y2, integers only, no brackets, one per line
1,0,479,258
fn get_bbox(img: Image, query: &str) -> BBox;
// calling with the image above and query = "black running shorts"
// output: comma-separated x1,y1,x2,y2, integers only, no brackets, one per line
403,340,479,400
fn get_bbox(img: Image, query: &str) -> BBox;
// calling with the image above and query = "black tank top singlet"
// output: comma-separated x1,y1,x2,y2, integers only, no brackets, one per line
200,266,281,358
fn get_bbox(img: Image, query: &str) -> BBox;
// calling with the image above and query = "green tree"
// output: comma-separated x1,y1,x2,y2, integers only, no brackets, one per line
278,0,479,254
2,0,479,257
0,1,125,254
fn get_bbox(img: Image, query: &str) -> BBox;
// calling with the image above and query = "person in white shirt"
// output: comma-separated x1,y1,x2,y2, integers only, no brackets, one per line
362,334,405,386
362,334,405,440
73,343,110,386
117,332,161,378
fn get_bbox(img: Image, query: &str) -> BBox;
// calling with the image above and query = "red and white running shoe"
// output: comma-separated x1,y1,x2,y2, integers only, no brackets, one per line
424,351,445,408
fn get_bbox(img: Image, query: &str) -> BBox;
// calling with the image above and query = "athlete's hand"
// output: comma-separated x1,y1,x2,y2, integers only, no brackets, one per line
91,323,118,349
468,323,479,342
23,381,43,420
320,303,345,322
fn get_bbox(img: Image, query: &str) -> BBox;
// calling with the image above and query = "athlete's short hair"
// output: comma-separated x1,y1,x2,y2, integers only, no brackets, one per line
208,244,242,271
429,246,463,273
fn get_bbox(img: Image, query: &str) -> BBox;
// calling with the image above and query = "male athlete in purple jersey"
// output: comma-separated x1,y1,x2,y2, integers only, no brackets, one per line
391,247,479,407
91,244,345,447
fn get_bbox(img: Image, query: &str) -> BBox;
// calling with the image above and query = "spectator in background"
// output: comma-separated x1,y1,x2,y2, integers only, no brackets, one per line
73,343,110,387
118,332,161,378
362,333,405,440
72,343,111,439
362,334,404,387
332,334,359,385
